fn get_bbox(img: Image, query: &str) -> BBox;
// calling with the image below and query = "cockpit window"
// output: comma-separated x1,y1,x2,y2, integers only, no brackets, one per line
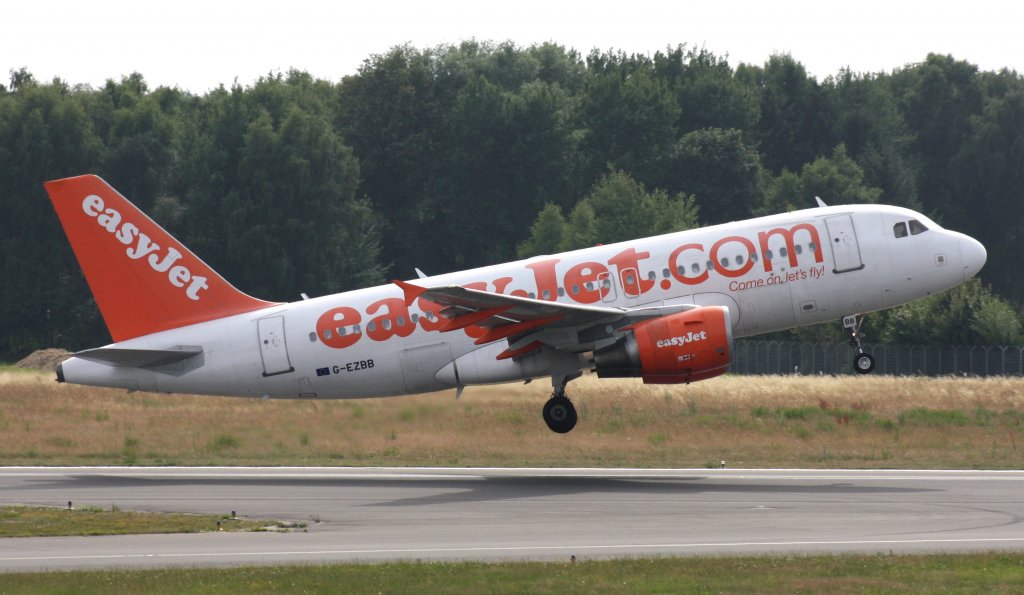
908,219,928,235
893,222,908,238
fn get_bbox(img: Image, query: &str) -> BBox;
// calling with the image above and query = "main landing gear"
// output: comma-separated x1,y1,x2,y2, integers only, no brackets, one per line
843,314,875,374
543,371,582,433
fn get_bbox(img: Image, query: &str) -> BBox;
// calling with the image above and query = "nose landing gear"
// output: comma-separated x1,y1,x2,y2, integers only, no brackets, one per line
843,314,875,374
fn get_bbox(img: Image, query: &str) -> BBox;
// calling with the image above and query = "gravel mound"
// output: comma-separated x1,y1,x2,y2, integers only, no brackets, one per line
15,348,73,371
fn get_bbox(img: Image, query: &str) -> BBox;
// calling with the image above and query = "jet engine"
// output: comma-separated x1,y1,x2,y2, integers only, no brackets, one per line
593,306,733,384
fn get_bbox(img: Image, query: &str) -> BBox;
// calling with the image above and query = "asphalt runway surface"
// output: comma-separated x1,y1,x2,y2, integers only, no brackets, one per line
0,467,1022,571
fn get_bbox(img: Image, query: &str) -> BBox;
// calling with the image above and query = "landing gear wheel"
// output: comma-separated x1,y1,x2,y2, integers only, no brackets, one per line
543,394,578,434
853,352,876,374
842,314,875,374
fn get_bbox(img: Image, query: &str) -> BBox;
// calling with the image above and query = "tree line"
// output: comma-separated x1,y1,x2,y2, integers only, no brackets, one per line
1,42,1022,358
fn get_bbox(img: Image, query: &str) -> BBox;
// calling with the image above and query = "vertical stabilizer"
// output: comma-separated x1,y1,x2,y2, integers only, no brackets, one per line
45,174,277,341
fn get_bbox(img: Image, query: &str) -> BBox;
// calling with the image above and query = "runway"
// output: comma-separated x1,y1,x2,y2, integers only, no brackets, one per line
0,467,1022,571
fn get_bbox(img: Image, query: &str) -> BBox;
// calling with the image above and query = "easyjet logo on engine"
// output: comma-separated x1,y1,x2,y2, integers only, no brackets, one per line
81,194,209,300
656,330,707,348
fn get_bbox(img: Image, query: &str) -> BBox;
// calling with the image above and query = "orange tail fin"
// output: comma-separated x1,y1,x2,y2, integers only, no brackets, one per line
45,174,277,342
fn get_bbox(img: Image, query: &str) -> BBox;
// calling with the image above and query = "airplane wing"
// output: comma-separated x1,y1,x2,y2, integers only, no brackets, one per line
393,280,693,358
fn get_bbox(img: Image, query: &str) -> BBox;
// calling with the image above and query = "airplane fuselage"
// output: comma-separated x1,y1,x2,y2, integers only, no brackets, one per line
60,203,985,399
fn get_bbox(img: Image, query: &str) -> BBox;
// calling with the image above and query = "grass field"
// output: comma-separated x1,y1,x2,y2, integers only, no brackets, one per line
0,553,1022,593
0,505,276,537
1,370,1022,468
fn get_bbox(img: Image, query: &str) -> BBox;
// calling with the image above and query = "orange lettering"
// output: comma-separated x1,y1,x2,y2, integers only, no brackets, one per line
758,223,823,272
564,262,608,304
710,235,755,278
316,306,362,349
366,298,415,342
668,243,709,285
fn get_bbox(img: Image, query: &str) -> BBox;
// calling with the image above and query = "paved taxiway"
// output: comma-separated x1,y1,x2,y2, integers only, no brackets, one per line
0,467,1022,571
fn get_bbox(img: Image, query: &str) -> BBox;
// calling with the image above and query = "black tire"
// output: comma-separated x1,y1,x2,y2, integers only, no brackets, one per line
853,352,875,374
543,396,578,433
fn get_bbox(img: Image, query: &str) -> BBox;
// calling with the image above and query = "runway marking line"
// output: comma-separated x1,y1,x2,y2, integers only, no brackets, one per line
4,537,1024,562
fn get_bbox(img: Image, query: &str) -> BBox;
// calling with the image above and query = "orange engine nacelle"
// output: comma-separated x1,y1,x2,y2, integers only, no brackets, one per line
593,306,733,384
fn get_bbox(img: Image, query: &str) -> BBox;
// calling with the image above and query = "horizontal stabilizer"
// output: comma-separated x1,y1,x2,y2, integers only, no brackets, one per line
74,346,203,368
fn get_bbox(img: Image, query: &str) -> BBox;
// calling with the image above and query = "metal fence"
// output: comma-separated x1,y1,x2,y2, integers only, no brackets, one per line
732,341,1024,377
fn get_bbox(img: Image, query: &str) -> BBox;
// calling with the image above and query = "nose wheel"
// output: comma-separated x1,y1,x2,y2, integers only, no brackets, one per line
853,352,876,374
543,391,578,433
843,315,875,374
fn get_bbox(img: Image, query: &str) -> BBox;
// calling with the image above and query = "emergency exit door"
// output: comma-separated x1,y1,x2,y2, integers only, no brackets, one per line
258,316,294,376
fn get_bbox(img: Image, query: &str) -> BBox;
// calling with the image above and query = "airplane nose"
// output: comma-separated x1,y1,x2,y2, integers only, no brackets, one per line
959,236,987,280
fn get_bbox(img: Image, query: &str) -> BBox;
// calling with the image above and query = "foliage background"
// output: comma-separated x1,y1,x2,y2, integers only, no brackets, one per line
2,43,1022,357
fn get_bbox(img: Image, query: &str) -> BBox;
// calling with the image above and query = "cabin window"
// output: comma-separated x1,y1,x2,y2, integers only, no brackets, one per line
353,324,361,334
585,282,594,291
396,316,405,327
794,244,803,255
809,242,817,253
662,268,670,278
572,284,580,295
893,222,908,238
706,260,715,271
677,265,686,276
528,292,536,299
367,322,377,332
411,314,419,324
766,249,774,260
720,257,729,268
691,262,700,274
308,332,317,342
557,287,565,297
382,319,392,330
542,289,551,300
323,329,333,340
624,273,635,286
909,219,928,235
337,327,347,336
602,278,612,289
736,254,745,266
779,247,788,258
750,252,758,263
647,271,656,281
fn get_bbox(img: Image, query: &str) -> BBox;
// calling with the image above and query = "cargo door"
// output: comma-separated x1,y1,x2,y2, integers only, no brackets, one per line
401,342,455,393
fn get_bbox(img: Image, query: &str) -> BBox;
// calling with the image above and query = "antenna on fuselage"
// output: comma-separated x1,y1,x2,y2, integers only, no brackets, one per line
815,196,828,208
415,268,428,279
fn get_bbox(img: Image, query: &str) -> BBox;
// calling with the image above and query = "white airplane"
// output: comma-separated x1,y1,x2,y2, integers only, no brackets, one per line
45,175,986,433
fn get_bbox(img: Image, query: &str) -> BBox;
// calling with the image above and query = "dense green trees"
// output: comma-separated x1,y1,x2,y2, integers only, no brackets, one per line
517,170,699,257
2,44,1023,357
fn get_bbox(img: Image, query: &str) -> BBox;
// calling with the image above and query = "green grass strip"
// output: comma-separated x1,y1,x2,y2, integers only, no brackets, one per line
0,553,1022,593
0,506,278,537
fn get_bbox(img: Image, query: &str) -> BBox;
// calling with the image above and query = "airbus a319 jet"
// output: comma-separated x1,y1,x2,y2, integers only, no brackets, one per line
45,175,986,433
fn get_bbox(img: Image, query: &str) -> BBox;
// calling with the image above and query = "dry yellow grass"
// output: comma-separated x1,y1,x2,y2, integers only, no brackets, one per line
0,370,1022,468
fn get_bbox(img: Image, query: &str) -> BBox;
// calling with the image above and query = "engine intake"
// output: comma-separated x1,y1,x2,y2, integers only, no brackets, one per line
593,306,733,384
